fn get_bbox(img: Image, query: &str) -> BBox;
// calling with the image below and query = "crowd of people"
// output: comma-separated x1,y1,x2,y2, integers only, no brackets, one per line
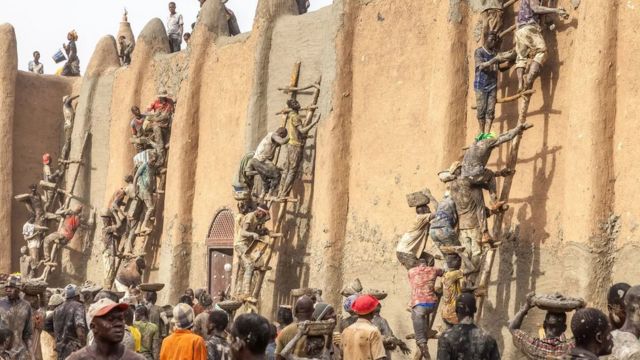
1,274,640,360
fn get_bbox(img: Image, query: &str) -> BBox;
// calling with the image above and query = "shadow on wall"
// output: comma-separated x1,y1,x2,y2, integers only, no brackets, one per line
478,7,570,348
269,138,318,311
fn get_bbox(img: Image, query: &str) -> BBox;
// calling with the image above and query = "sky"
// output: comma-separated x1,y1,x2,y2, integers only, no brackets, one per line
1,0,333,74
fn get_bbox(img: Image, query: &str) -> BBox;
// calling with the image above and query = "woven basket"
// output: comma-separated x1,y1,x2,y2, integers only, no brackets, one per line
217,300,243,312
23,280,49,295
139,283,165,292
300,320,336,336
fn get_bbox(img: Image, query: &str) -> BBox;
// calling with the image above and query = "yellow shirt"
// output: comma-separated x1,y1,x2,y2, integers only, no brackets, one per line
287,112,304,146
340,319,386,360
129,325,142,352
441,270,464,324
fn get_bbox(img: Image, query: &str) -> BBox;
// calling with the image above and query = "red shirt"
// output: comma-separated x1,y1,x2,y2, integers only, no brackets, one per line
408,265,443,306
147,99,174,114
60,215,80,240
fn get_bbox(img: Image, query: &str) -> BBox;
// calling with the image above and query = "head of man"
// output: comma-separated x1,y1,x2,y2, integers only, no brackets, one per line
29,183,38,194
4,276,22,301
230,313,271,359
287,99,301,111
135,305,149,322
131,106,141,118
169,2,177,14
89,298,129,345
418,252,435,267
48,293,64,311
277,306,293,326
273,127,289,144
608,283,631,330
185,288,195,300
200,293,213,308
124,307,135,326
144,291,157,305
0,328,13,352
64,284,80,301
183,32,191,42
543,312,567,339
294,295,315,322
24,294,40,310
255,203,270,220
42,153,51,165
313,303,337,321
343,295,358,316
33,51,40,62
118,35,126,45
351,294,380,321
456,292,477,322
416,204,430,215
72,204,84,214
446,253,462,270
622,285,640,333
571,308,613,356
135,257,146,273
484,31,498,50
173,303,195,330
208,310,229,335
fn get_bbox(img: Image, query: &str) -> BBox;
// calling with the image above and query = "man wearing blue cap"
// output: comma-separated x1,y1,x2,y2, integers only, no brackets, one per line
46,284,87,360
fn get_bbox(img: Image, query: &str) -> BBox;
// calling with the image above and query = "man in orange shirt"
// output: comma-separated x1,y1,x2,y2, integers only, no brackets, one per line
42,205,84,264
159,303,206,360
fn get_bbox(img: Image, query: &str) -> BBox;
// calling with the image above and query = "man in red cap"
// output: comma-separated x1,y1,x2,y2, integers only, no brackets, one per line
340,295,386,360
67,298,144,359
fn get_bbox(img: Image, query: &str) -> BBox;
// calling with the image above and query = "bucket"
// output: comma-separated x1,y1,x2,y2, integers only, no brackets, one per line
52,49,66,64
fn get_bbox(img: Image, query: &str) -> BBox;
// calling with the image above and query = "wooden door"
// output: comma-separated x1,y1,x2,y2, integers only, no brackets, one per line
208,249,233,297
206,208,235,296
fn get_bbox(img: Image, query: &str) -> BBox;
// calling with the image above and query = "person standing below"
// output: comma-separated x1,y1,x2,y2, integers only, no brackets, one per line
159,303,207,360
205,310,230,360
47,284,87,360
564,308,613,359
408,253,443,359
608,283,631,331
41,294,63,360
440,254,466,329
508,293,575,359
167,2,184,53
0,329,14,360
437,292,500,360
67,298,145,360
340,294,386,360
610,286,640,359
275,296,315,360
28,51,44,74
193,293,214,337
230,314,271,360
0,276,33,360
62,30,80,76
134,305,160,360
145,291,166,340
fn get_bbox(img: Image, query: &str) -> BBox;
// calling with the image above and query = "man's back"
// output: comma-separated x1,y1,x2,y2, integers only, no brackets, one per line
437,323,500,360
160,329,207,360
341,319,386,360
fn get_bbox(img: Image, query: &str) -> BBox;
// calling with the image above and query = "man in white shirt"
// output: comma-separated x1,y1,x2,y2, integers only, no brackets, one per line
166,2,184,53
247,127,289,199
28,51,44,74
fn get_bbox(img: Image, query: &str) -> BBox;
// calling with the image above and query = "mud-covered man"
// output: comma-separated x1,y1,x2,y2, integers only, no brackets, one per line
115,256,146,293
134,152,158,234
0,276,34,360
100,208,122,289
247,128,289,199
610,286,640,359
42,204,85,265
395,199,434,270
234,204,270,296
278,99,320,199
45,284,87,360
565,308,613,359
118,36,134,66
145,93,175,166
509,293,575,359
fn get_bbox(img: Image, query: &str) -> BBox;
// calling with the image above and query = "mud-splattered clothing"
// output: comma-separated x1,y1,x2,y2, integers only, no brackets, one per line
515,23,547,68
134,320,160,360
441,270,464,325
511,330,575,359
437,323,500,360
408,265,444,306
205,333,230,360
461,126,521,179
517,0,541,26
67,344,145,360
287,112,304,147
341,319,386,360
0,298,33,360
50,299,86,360
396,214,433,259
610,330,640,360
275,322,308,357
561,348,598,360
371,314,395,360
449,177,486,231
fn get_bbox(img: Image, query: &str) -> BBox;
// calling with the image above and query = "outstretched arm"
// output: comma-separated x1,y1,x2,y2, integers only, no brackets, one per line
531,0,568,17
298,114,321,135
509,293,534,331
491,123,532,148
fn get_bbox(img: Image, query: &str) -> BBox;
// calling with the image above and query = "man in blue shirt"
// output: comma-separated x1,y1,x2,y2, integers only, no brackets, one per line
474,31,510,134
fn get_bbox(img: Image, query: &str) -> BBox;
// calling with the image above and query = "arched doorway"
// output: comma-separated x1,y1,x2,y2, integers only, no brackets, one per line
207,208,235,297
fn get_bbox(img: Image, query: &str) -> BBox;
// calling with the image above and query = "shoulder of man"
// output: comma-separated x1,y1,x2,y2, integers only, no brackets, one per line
124,349,147,360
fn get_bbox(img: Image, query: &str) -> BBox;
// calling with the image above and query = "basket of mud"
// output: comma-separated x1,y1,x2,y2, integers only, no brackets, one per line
80,281,103,296
340,279,363,297
23,280,49,296
364,289,388,301
217,300,243,312
290,288,322,298
532,293,586,312
300,320,336,336
139,283,165,292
